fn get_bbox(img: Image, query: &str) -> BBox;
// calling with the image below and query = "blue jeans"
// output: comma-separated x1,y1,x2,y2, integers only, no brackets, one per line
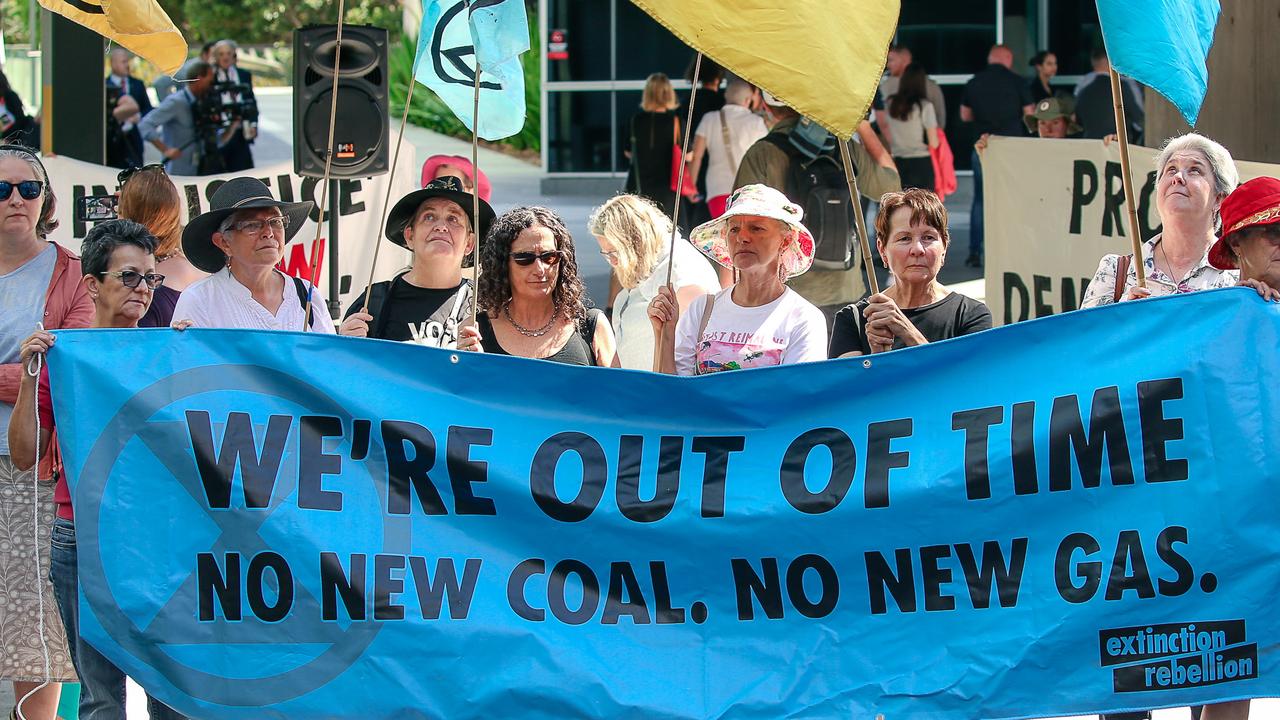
969,147,984,259
49,517,188,720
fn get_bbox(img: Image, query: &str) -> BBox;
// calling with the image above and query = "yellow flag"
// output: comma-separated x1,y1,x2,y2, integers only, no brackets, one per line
38,0,187,75
630,0,900,138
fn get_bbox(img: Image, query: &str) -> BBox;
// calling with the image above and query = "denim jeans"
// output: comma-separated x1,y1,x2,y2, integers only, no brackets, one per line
49,517,188,720
969,147,984,259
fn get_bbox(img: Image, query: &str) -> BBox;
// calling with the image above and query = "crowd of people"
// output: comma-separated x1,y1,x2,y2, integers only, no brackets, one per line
0,43,1274,720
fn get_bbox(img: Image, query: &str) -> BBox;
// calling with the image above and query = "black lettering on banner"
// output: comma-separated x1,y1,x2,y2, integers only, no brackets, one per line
507,559,546,622
1138,170,1162,238
374,554,407,620
548,559,600,625
601,562,652,624
530,432,607,522
186,410,291,510
339,179,366,215
197,552,241,621
446,426,497,515
1004,272,1030,324
320,552,366,621
275,175,296,203
407,557,481,620
1060,277,1082,315
649,562,686,624
919,545,956,611
616,435,682,523
1106,530,1156,600
1033,275,1055,317
692,436,745,518
204,179,227,205
183,184,204,220
865,419,911,509
1011,401,1038,494
246,551,294,622
731,558,784,620
1055,532,1102,603
1070,160,1098,235
785,554,839,618
1156,526,1195,596
952,406,1003,500
957,539,1028,609
382,420,446,515
1138,378,1187,483
1048,387,1134,491
299,415,344,511
1103,161,1126,237
780,428,856,513
866,549,916,614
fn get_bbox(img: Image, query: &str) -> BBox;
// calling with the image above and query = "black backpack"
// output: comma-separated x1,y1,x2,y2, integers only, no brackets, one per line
763,127,856,272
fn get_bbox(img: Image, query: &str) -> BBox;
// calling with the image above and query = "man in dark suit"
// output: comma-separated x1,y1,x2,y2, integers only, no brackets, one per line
106,48,154,169
212,39,256,172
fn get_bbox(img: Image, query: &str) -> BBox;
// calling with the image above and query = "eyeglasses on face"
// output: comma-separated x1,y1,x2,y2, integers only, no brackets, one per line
100,270,165,289
231,216,289,236
0,180,42,201
510,250,564,266
117,164,167,187
599,248,620,262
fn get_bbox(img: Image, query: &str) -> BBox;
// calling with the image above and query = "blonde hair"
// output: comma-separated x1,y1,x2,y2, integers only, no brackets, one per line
118,169,183,258
587,194,672,289
641,73,678,112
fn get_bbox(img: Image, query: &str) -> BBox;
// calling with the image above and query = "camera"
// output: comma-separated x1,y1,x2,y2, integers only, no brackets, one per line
76,194,119,224
194,81,259,130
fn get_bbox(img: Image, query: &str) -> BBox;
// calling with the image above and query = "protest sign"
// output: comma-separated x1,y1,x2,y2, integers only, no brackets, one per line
48,289,1280,719
42,155,416,312
982,137,1278,324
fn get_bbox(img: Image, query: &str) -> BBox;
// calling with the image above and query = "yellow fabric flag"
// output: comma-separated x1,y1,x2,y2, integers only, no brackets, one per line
38,0,187,75
630,0,900,138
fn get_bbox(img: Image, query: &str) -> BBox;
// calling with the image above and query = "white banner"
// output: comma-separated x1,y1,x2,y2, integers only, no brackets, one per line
982,137,1279,325
41,155,417,316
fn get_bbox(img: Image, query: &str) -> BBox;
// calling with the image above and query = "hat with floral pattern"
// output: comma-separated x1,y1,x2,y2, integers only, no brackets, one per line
688,184,816,279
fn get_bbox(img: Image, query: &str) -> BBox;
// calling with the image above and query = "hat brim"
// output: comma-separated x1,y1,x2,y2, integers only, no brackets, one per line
1208,236,1237,270
689,207,815,279
384,187,496,266
181,198,315,274
1024,114,1083,135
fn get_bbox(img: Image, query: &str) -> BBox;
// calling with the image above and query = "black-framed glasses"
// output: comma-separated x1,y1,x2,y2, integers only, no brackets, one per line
117,163,166,187
0,180,42,201
231,216,289,236
510,250,564,266
100,270,165,289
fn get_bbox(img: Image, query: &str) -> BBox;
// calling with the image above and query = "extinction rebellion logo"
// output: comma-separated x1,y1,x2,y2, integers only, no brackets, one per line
1099,621,1258,692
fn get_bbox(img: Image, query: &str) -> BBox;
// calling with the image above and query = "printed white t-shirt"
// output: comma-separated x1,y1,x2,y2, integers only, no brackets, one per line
674,286,827,375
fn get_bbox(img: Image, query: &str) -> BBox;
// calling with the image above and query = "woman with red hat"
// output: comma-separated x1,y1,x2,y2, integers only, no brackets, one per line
1210,176,1280,302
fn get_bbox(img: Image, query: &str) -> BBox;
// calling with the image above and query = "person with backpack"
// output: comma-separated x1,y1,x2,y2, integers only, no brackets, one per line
733,93,900,327
340,176,492,349
884,63,939,192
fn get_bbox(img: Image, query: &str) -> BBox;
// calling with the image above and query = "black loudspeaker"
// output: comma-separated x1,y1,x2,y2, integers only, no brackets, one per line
293,25,389,178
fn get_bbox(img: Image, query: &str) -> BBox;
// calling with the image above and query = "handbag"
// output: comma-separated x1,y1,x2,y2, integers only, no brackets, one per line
669,116,699,199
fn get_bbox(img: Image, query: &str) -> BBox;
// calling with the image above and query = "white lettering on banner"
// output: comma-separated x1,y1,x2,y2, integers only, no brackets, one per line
41,156,417,312
981,137,1279,325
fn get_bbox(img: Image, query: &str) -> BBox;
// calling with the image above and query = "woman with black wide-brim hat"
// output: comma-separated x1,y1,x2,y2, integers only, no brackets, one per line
171,177,335,332
339,175,494,349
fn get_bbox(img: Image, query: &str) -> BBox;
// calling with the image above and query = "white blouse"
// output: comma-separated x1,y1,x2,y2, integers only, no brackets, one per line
173,267,337,333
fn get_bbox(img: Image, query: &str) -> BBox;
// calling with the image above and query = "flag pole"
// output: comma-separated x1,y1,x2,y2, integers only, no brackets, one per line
652,51,703,372
304,0,348,328
839,137,881,296
360,73,419,312
469,65,482,326
1106,66,1147,288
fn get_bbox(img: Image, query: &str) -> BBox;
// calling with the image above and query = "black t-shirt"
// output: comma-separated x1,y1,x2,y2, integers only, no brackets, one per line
1075,75,1145,140
476,309,603,366
961,64,1033,136
828,292,993,357
344,275,472,345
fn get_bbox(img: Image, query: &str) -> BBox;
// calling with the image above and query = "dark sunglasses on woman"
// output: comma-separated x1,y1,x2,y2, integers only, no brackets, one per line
100,270,166,290
117,163,166,187
0,180,42,201
510,250,564,266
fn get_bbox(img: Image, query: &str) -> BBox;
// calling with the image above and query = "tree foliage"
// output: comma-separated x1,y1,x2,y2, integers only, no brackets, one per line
175,0,401,47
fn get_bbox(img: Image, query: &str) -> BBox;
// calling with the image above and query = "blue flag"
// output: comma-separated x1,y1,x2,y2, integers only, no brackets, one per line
414,0,527,141
1097,0,1220,125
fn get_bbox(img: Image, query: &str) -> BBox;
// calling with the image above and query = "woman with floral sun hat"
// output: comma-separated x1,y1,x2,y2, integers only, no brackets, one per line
647,183,827,374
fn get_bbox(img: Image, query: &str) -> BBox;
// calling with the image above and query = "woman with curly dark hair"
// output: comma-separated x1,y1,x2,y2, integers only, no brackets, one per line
477,206,618,366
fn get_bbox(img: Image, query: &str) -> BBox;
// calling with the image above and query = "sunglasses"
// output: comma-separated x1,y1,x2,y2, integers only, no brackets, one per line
101,270,166,289
117,163,166,187
0,180,42,201
510,250,564,266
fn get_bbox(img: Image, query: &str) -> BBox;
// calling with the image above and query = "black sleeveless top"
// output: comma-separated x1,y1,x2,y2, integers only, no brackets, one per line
477,309,604,366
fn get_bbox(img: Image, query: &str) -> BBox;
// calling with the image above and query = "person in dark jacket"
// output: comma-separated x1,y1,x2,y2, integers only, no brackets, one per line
105,48,154,169
625,73,683,221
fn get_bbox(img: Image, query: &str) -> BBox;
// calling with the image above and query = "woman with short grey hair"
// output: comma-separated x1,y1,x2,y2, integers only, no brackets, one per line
1081,133,1240,308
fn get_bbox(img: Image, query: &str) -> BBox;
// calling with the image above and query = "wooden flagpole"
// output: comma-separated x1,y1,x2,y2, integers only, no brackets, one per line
360,79,418,311
304,0,348,328
1107,66,1147,288
839,137,881,296
652,51,703,372
469,65,483,326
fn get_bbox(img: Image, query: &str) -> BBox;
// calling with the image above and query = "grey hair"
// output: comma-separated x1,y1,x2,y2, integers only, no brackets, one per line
725,79,754,106
214,39,239,51
1154,133,1239,197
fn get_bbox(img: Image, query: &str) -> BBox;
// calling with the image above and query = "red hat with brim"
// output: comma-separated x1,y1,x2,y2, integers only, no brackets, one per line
420,154,492,202
1210,176,1280,270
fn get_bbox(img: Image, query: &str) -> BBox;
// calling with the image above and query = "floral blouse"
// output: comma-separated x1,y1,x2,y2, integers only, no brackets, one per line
1080,234,1238,308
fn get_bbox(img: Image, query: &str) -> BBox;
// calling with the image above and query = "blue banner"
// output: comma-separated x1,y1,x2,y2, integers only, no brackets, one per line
47,289,1280,719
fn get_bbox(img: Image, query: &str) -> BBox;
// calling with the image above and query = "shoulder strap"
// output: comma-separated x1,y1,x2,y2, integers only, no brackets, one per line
719,110,738,177
693,293,717,375
1112,254,1132,303
291,276,316,329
